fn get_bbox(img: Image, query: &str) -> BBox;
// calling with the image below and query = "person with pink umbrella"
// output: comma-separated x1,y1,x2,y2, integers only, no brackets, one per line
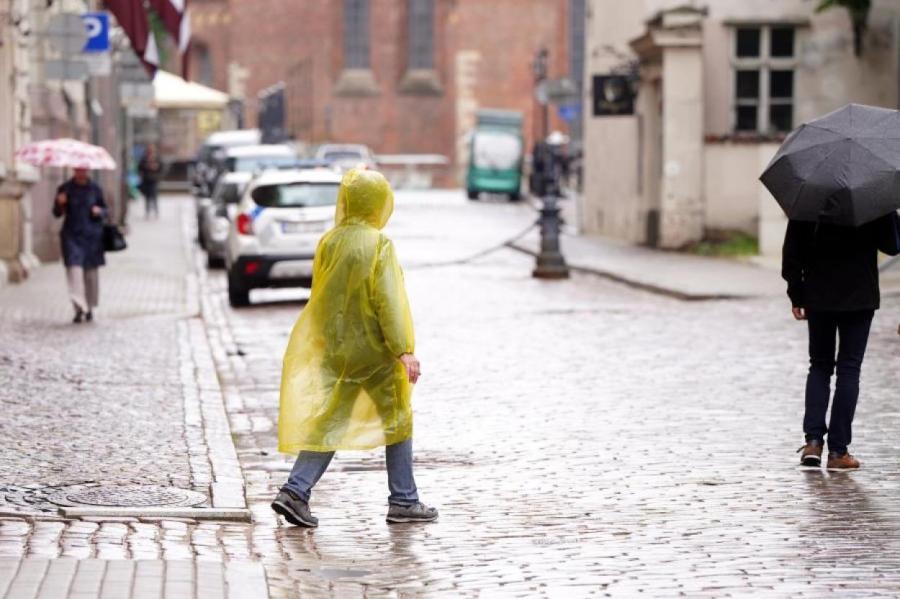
53,167,109,323
15,138,118,323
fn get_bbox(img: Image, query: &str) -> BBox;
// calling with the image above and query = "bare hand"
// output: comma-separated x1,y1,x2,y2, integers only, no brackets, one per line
56,193,67,206
91,205,102,217
399,353,420,384
792,307,806,321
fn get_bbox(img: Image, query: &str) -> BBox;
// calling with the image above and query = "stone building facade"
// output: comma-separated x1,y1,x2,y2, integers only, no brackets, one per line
1,0,147,283
0,0,39,284
189,0,583,184
581,0,900,254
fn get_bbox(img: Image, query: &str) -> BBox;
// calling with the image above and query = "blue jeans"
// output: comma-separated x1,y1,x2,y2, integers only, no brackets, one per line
804,310,874,454
281,439,419,506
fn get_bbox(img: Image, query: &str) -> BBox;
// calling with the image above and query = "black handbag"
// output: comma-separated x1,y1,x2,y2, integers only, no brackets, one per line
103,223,127,252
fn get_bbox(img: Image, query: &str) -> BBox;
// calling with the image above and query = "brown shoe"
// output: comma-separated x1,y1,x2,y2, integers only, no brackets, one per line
798,439,823,467
826,452,860,471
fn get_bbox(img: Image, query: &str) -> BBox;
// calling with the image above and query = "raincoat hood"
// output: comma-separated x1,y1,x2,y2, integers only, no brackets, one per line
335,168,394,229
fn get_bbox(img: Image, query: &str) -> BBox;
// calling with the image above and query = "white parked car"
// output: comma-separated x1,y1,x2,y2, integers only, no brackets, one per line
196,142,294,246
200,171,252,268
224,168,343,306
192,129,261,197
314,143,376,172
216,144,298,187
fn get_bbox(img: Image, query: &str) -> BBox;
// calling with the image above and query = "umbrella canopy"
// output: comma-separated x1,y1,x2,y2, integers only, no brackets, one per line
760,103,900,226
15,138,116,170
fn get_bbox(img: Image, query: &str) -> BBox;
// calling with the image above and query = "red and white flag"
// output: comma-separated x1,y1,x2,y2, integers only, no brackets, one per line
104,0,159,77
148,0,191,79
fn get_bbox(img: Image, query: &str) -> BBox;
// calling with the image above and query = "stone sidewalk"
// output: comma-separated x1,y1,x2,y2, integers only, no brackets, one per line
518,197,900,300
0,197,265,598
512,227,785,300
0,558,265,599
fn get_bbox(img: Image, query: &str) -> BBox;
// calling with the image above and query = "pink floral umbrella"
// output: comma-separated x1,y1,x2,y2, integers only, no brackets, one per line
15,138,116,170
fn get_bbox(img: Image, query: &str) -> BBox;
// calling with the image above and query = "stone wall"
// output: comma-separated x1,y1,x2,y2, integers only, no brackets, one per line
582,0,900,251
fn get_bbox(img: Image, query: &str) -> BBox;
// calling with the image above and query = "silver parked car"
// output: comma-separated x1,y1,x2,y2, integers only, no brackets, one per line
224,167,342,307
200,171,252,268
314,144,376,173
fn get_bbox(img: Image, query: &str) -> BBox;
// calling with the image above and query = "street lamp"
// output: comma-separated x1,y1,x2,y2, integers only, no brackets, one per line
530,48,569,280
531,47,549,140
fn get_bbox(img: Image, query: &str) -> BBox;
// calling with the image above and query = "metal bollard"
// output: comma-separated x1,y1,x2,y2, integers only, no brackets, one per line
532,142,569,279
533,192,570,279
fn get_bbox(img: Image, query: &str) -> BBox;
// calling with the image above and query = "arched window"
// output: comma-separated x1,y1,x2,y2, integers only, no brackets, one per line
407,0,434,70
343,0,370,69
195,43,214,87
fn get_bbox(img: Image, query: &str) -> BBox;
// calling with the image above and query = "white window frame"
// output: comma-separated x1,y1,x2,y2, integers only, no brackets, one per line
731,25,797,134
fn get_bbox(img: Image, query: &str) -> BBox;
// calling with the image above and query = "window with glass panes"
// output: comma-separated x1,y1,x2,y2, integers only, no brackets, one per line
343,0,370,69
408,0,434,70
732,25,795,134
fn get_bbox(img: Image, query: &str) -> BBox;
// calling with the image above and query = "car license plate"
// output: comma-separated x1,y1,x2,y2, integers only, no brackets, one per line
281,221,322,234
269,260,314,279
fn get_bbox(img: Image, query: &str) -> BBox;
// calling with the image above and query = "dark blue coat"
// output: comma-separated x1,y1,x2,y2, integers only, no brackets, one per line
52,179,108,269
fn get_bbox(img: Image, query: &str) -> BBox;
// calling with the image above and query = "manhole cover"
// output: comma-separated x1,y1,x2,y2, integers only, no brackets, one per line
48,485,207,508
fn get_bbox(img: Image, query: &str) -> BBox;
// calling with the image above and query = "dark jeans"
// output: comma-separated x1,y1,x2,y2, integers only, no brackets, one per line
804,310,874,454
281,439,419,506
144,192,158,218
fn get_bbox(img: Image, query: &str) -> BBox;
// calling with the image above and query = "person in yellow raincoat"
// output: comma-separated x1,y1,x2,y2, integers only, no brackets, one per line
271,168,438,527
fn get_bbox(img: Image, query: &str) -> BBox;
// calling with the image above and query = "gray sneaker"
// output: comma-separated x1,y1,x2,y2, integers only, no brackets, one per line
271,489,318,527
386,501,438,524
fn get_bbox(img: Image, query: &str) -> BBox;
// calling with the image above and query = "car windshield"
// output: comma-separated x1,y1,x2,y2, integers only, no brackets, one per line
323,151,364,162
472,131,521,170
251,183,339,208
228,155,297,172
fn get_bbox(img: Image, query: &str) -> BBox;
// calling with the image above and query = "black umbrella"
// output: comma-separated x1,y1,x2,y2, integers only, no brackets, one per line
760,103,900,226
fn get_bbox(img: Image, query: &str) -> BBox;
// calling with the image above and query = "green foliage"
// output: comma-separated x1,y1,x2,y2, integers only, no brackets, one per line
688,232,759,257
816,0,871,56
815,0,871,18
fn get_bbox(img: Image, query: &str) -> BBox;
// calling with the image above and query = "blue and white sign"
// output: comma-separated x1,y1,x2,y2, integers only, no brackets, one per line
558,103,581,123
81,12,109,53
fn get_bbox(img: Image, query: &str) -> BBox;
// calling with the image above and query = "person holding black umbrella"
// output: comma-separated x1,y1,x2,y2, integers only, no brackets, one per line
761,104,900,471
783,210,900,470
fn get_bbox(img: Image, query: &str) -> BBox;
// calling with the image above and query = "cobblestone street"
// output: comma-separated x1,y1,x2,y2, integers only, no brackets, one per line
1,193,899,597
0,199,264,597
206,192,900,596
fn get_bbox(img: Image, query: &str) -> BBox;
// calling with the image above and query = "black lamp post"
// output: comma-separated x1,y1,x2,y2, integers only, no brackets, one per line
530,48,569,280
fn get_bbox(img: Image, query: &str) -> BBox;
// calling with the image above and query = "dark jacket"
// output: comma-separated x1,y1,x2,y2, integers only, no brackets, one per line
138,155,162,194
782,212,900,311
52,179,108,269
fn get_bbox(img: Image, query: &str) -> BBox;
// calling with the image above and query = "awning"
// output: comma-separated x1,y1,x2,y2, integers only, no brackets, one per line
153,70,230,110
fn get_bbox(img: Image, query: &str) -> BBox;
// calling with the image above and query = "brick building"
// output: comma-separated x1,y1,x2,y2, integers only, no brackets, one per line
189,0,585,185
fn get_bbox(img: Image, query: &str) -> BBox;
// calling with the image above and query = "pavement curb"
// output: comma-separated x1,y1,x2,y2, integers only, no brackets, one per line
507,239,743,301
178,201,250,520
57,507,250,521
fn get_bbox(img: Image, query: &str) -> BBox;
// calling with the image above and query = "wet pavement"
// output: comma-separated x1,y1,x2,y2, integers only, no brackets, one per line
0,203,199,514
205,191,900,596
0,199,266,598
2,192,899,596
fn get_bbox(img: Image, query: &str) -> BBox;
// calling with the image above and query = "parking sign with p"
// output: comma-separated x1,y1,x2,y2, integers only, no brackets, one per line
81,12,109,53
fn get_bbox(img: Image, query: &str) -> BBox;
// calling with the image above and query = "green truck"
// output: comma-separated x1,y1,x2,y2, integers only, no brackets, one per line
466,109,524,202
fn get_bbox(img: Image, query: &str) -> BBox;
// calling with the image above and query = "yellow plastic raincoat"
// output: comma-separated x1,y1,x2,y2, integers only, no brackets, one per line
278,169,415,453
